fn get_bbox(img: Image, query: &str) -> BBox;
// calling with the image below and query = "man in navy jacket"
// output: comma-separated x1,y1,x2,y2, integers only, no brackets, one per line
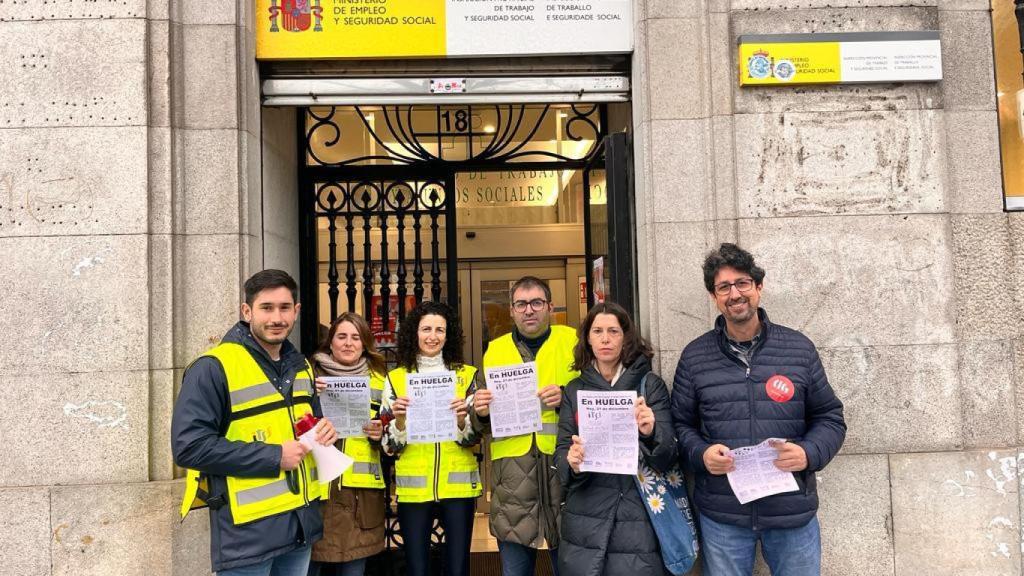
672,243,846,576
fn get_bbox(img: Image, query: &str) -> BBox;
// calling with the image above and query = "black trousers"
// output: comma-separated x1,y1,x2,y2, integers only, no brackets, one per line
397,498,475,576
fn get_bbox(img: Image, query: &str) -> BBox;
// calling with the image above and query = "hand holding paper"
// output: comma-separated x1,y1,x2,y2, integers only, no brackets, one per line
474,388,493,417
725,438,799,505
703,444,735,475
450,397,468,429
538,384,562,408
567,435,585,474
634,397,655,437
294,414,354,484
392,396,410,431
769,439,807,472
363,419,383,442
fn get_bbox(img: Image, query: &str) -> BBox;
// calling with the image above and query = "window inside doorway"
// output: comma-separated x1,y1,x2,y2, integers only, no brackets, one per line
304,104,604,165
304,104,608,226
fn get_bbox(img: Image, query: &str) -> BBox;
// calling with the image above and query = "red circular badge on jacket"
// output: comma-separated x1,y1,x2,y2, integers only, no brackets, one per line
766,375,795,403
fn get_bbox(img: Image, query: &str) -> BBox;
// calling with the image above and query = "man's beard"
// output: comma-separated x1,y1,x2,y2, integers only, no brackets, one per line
725,298,756,323
253,323,291,345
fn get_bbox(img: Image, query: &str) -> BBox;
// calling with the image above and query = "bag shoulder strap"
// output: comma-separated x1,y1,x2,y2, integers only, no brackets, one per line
639,371,651,399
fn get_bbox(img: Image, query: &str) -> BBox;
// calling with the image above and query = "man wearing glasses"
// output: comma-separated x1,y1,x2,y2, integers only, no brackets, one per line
671,244,846,576
471,276,579,576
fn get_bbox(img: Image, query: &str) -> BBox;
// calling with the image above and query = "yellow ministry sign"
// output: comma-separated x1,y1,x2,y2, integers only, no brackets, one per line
258,0,446,59
738,31,941,86
256,0,633,60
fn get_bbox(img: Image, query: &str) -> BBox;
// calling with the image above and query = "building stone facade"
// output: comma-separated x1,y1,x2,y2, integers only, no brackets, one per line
0,0,1020,574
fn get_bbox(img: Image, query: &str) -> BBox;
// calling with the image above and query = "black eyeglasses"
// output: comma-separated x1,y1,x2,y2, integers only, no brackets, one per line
713,278,756,296
512,298,549,312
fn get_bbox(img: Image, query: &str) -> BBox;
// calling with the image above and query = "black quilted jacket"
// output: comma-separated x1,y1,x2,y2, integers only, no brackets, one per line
555,356,675,576
671,309,846,530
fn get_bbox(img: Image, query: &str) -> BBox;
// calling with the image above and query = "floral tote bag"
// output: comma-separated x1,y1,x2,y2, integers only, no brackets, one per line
634,372,699,576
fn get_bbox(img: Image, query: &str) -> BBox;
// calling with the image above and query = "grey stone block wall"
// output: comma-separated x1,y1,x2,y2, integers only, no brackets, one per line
0,0,253,571
632,1,1023,575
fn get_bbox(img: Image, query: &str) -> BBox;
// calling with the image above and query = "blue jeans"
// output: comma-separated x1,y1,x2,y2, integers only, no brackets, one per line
218,545,313,576
307,557,367,576
699,513,821,576
497,540,559,576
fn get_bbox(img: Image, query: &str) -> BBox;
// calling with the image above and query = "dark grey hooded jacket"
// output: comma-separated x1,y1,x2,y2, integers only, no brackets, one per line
554,355,675,576
171,322,324,572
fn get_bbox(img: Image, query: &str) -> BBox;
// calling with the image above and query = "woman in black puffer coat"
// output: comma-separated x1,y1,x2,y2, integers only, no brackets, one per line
555,302,677,576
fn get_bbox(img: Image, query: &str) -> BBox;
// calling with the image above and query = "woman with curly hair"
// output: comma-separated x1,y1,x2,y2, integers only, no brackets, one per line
308,313,388,576
554,302,677,576
379,301,481,576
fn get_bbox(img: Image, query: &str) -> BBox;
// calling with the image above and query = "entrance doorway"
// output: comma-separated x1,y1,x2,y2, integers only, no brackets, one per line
298,103,635,355
293,101,634,569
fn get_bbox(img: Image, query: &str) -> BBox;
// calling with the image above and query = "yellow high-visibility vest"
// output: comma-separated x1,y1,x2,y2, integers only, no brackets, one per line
336,371,386,490
389,365,481,503
483,325,579,460
179,343,327,525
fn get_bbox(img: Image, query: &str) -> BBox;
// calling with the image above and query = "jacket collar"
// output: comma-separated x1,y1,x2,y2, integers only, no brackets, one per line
512,326,552,346
714,308,771,358
714,308,771,339
579,355,653,391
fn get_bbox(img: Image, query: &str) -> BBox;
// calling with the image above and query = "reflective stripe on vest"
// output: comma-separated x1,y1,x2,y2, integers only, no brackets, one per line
294,377,312,395
338,371,387,490
229,381,278,407
389,365,483,503
236,478,292,506
351,462,381,476
396,475,428,488
482,326,579,460
178,343,326,524
448,470,480,485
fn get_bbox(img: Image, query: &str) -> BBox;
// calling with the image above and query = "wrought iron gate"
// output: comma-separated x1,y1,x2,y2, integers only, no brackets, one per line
299,170,459,353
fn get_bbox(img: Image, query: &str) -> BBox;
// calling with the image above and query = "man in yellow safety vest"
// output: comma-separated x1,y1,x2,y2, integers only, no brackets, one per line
471,276,580,576
172,269,338,575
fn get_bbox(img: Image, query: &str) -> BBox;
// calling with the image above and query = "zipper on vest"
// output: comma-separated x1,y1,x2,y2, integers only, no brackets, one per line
286,400,310,508
298,459,309,507
433,442,441,501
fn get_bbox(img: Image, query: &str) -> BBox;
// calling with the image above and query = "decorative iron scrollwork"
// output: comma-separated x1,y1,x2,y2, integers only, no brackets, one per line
305,104,604,166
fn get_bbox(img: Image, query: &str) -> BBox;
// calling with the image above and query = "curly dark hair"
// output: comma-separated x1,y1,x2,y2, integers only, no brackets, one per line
395,301,466,371
702,243,766,293
572,301,653,371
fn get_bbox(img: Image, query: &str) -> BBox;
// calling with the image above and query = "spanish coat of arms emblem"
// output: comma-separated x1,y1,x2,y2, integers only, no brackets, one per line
269,0,323,33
